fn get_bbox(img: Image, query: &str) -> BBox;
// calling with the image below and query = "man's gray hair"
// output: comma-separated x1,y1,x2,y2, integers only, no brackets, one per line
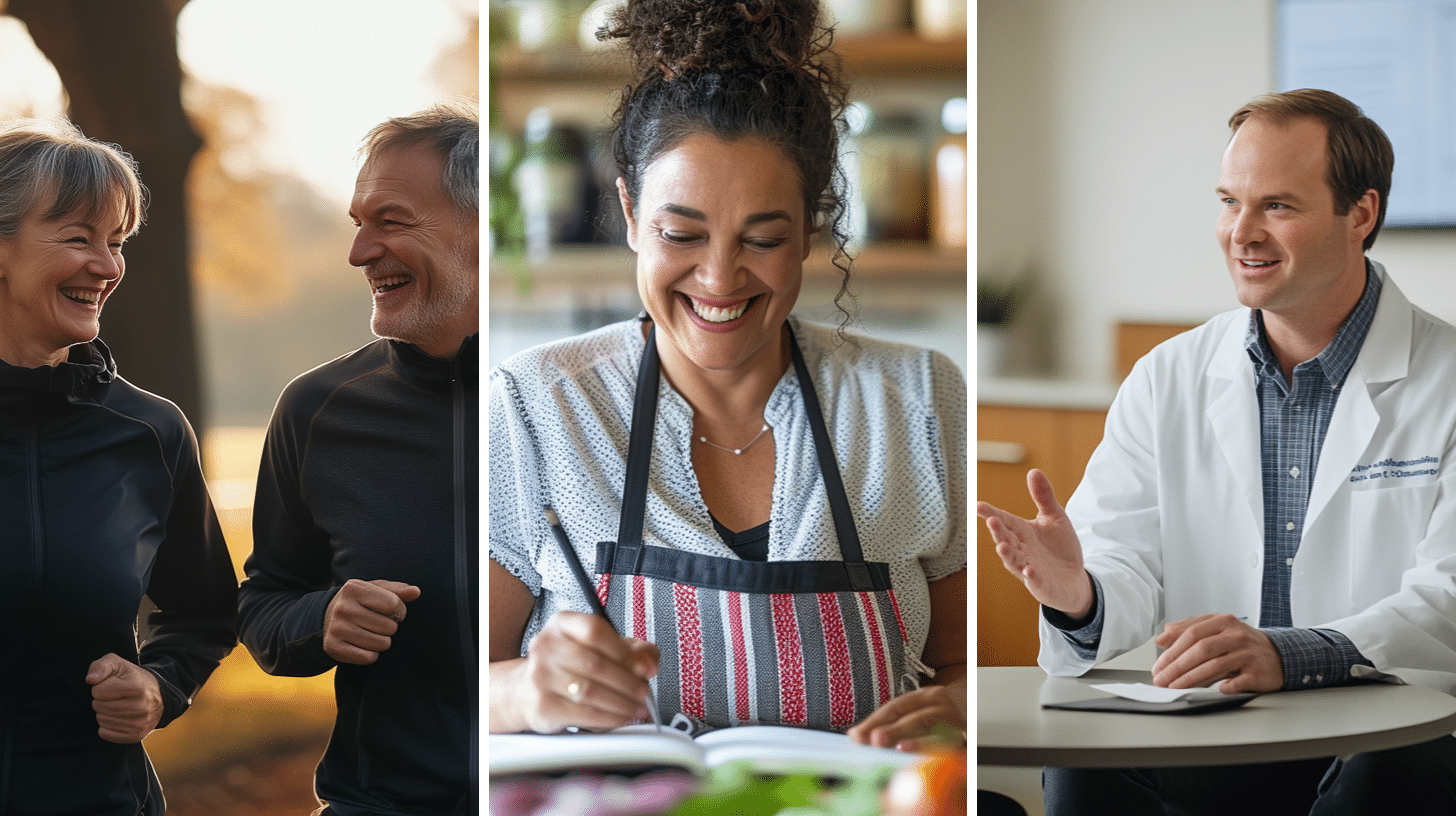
0,117,145,239
360,100,479,217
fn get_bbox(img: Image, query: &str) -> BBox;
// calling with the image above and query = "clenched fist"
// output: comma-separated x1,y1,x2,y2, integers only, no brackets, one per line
86,654,163,744
324,578,422,665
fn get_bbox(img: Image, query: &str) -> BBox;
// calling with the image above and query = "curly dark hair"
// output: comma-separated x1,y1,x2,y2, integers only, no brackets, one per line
599,0,856,330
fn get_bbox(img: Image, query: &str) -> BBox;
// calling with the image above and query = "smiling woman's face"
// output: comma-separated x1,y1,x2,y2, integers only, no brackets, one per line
0,199,127,369
621,133,812,379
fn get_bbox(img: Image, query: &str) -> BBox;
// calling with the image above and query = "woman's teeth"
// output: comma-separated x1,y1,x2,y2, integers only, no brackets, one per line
691,298,749,323
62,289,100,306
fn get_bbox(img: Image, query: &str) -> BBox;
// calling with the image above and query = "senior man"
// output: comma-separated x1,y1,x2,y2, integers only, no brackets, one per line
237,102,479,816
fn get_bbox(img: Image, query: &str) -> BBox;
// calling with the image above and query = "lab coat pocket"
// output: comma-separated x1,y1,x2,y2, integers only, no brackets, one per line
1345,482,1438,608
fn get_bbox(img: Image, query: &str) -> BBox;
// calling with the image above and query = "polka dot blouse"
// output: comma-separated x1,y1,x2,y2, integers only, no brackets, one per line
489,315,967,665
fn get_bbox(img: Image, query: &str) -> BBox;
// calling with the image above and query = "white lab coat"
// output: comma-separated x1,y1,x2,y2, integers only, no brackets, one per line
1041,265,1456,695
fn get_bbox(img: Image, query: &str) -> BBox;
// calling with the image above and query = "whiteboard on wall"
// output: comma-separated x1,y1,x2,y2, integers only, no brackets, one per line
1278,0,1456,227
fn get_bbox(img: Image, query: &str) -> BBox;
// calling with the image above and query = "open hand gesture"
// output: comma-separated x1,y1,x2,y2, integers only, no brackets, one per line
976,468,1094,619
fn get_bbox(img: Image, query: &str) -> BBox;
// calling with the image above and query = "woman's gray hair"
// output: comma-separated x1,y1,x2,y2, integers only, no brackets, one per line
0,117,145,240
359,100,479,217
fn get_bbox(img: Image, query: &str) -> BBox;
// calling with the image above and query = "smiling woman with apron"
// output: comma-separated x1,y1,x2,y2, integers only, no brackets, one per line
487,0,966,743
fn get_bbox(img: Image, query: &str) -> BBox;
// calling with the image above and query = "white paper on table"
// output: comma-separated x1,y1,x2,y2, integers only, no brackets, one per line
1089,682,1234,704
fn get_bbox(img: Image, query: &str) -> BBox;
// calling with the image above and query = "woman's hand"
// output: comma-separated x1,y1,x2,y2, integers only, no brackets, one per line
495,610,660,734
85,654,164,744
847,679,966,752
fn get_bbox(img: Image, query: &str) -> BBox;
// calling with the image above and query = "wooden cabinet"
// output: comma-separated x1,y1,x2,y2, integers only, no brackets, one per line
977,403,1107,666
976,323,1197,666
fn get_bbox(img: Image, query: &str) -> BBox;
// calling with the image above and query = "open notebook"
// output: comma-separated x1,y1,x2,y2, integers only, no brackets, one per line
489,718,921,777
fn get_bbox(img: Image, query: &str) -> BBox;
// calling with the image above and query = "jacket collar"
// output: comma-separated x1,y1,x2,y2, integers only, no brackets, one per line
386,333,478,393
0,338,116,407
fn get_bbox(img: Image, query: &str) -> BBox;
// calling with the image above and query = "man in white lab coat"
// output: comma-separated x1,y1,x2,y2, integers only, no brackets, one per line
979,89,1456,814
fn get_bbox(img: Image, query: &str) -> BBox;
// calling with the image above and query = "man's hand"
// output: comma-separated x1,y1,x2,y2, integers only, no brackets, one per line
324,579,422,665
1152,613,1284,693
976,469,1094,619
86,654,164,744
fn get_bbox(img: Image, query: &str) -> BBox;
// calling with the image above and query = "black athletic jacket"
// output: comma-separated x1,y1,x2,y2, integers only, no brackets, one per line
238,335,478,815
0,339,238,815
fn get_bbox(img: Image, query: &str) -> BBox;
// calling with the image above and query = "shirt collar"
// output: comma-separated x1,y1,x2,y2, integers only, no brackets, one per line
1244,258,1383,389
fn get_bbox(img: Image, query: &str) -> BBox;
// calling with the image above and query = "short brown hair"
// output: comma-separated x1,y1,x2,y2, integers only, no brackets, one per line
1229,89,1393,251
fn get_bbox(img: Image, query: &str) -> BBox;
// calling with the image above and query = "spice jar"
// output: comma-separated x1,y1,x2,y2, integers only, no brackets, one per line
931,97,967,249
856,107,929,242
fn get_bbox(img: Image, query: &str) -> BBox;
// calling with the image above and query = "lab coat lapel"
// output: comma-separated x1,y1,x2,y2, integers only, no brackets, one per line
1305,270,1413,532
1206,316,1263,531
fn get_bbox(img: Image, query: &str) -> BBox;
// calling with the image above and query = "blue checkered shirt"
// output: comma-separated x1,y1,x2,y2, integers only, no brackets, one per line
1246,262,1379,688
1050,263,1379,690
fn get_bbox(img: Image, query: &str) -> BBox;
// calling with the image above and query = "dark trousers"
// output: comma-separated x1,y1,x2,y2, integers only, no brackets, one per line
1042,735,1456,816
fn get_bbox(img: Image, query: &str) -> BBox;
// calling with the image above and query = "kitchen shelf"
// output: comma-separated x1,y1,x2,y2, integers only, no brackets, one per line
492,31,967,85
489,241,965,295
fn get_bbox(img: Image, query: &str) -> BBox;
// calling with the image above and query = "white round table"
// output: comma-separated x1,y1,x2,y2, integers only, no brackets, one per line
978,666,1456,768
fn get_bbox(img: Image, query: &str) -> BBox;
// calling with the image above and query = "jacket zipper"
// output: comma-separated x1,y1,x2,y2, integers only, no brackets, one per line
2,416,44,808
26,415,43,594
449,360,477,810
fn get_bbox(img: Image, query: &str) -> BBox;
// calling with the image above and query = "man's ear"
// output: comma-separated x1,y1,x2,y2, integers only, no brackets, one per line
1351,188,1379,246
617,176,637,252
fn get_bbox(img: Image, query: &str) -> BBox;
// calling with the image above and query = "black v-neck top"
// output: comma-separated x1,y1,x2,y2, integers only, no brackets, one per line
710,513,772,562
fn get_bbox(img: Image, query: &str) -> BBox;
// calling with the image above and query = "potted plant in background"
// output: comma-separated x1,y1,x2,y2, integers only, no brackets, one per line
976,269,1032,377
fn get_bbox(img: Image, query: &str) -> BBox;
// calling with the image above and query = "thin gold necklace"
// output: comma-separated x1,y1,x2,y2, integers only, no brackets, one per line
696,423,770,455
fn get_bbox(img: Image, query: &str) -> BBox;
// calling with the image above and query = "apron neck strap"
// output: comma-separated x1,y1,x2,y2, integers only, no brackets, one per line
615,323,660,573
784,322,867,567
613,321,871,586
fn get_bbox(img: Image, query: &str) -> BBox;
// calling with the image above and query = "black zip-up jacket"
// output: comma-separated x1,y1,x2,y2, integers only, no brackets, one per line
238,335,478,815
0,339,238,815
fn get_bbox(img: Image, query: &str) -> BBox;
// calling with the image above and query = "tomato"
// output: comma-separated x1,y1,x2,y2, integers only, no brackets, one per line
882,750,968,816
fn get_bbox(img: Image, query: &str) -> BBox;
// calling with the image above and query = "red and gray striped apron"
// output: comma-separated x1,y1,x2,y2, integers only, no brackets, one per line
592,323,920,731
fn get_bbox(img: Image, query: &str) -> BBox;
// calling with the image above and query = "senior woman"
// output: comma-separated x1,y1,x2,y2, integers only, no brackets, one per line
489,0,966,749
0,118,237,815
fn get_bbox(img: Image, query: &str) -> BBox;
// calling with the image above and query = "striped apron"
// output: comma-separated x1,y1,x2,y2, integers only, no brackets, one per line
593,324,920,731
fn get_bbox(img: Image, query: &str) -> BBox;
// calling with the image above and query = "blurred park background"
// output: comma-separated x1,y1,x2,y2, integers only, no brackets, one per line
0,0,477,812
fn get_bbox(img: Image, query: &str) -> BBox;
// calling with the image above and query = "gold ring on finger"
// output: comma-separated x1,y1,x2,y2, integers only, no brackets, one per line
566,680,586,704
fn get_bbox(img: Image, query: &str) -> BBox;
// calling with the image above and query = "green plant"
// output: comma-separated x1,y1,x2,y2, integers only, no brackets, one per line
976,274,1031,326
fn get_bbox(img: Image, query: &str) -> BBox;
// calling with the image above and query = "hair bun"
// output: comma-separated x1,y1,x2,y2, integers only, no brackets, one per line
599,0,831,81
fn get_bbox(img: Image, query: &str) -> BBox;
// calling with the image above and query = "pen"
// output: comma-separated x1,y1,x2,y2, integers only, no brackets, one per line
543,505,663,733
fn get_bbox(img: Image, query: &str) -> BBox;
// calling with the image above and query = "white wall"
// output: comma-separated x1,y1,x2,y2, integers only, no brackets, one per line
980,0,1456,384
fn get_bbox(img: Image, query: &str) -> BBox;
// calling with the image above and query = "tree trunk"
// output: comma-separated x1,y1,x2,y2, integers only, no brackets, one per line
9,0,205,427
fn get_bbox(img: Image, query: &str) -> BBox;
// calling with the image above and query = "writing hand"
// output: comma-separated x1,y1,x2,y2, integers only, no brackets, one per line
323,578,422,665
86,654,163,744
508,610,659,734
976,468,1094,619
1153,613,1283,693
